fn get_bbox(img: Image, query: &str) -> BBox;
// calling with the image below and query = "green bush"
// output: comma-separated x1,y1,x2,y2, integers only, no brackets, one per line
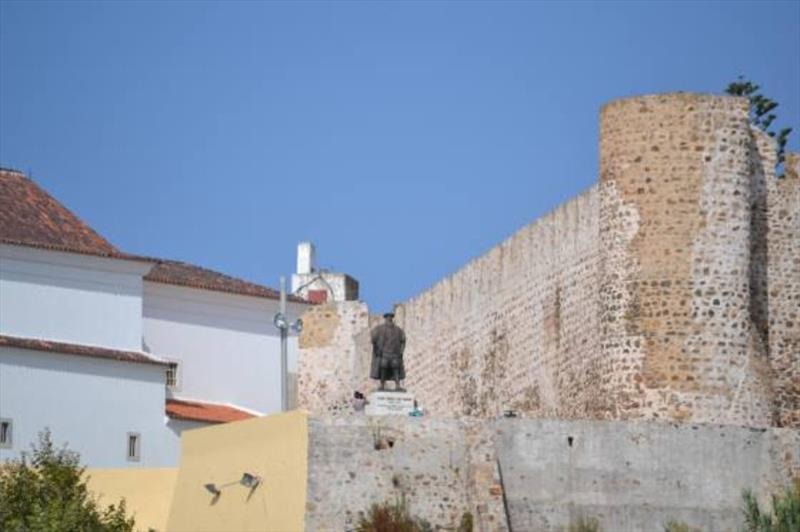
742,479,800,532
0,429,135,532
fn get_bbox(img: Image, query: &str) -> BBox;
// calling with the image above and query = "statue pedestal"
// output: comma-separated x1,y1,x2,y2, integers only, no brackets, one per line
365,391,415,416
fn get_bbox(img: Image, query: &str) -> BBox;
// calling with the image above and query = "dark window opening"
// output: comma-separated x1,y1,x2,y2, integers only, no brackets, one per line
127,433,140,461
0,420,11,448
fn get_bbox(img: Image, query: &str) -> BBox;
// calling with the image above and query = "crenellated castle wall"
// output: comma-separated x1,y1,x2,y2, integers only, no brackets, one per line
297,92,799,428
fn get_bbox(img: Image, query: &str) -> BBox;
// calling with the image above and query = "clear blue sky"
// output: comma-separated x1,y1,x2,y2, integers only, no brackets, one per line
1,1,798,312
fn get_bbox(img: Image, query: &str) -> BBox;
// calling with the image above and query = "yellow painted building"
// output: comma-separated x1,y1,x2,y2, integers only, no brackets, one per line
87,468,178,532
86,411,309,532
166,410,309,532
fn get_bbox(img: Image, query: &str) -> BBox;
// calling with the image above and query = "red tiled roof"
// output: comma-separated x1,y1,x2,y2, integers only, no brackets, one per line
0,168,311,304
0,168,125,259
0,334,169,366
166,398,256,424
146,260,309,303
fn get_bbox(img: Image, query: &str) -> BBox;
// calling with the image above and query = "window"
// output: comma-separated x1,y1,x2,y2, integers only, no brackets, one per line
165,361,180,390
0,419,11,449
126,432,140,462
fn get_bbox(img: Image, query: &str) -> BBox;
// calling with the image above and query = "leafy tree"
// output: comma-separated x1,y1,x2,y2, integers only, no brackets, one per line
0,429,135,532
725,76,793,169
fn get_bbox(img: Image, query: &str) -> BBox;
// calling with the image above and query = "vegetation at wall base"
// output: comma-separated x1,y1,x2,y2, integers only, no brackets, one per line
741,479,800,532
567,515,601,532
457,511,474,532
355,497,432,532
663,519,700,532
0,429,135,532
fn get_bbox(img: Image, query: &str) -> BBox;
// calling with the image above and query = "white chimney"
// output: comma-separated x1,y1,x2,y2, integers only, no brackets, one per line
297,241,315,275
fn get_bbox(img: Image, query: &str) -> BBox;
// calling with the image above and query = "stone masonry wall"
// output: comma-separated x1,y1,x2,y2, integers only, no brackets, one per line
297,301,373,415
305,417,507,532
304,417,800,532
396,188,602,418
297,92,798,428
599,94,773,427
767,152,800,426
297,190,603,420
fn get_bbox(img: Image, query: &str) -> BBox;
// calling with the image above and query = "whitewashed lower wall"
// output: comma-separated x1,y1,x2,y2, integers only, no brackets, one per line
0,347,176,467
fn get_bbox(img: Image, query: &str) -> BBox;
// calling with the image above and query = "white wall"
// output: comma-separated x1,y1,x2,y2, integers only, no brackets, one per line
143,282,307,415
0,347,177,467
0,245,151,351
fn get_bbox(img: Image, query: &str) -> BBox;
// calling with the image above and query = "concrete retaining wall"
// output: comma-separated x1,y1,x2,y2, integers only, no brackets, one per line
304,417,799,532
496,419,799,531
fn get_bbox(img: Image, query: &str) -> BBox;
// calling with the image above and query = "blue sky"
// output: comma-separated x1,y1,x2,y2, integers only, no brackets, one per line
1,1,798,312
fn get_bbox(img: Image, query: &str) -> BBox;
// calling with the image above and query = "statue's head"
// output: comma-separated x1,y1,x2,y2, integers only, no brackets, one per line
383,312,395,323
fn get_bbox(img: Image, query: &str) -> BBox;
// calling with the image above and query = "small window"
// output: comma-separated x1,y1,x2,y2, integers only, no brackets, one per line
126,432,140,462
165,361,180,390
0,419,12,449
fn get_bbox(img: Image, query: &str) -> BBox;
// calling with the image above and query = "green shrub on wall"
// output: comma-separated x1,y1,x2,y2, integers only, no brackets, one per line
355,498,476,532
355,497,432,532
742,479,800,532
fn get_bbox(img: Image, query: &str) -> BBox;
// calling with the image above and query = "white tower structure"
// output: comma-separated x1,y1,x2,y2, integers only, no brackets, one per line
291,242,358,304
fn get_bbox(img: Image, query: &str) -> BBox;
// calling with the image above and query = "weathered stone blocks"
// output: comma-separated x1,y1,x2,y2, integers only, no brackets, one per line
599,93,773,426
303,417,799,531
297,92,799,429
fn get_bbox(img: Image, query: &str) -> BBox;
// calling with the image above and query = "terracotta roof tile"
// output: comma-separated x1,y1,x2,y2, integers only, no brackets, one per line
146,260,309,303
0,168,124,258
0,334,169,366
0,168,311,304
166,398,256,424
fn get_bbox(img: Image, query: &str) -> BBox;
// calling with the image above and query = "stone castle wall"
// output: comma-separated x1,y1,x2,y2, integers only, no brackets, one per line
304,417,800,532
397,187,602,418
305,417,507,532
297,301,373,414
298,187,602,419
598,94,773,427
297,92,799,428
767,152,800,426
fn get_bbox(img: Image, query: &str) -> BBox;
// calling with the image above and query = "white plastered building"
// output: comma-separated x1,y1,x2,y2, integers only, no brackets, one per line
0,168,310,467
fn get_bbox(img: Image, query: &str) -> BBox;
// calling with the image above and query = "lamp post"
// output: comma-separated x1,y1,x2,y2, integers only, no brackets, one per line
273,276,302,411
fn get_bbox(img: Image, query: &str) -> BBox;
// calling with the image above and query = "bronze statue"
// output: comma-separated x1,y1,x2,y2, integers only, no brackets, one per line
370,312,406,391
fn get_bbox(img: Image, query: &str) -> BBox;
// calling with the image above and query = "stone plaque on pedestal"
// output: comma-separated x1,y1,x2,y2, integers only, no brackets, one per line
365,391,415,416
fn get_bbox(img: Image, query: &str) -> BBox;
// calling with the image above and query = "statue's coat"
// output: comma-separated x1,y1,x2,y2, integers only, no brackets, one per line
370,321,406,381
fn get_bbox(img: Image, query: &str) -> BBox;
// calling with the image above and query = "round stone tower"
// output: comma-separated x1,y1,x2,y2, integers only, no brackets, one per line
598,93,773,426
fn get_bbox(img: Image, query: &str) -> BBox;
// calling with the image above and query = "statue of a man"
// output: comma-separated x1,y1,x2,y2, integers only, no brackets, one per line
370,312,406,391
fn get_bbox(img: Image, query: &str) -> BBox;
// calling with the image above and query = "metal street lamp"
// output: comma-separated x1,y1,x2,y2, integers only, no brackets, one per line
273,276,303,411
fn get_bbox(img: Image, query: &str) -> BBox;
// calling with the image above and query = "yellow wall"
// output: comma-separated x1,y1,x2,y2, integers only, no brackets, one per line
86,468,178,532
166,410,309,532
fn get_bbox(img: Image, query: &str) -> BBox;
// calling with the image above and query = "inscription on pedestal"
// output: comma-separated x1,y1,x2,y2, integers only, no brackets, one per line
365,391,415,416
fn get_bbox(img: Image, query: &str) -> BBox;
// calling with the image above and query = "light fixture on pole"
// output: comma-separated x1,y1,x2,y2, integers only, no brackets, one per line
273,276,303,411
